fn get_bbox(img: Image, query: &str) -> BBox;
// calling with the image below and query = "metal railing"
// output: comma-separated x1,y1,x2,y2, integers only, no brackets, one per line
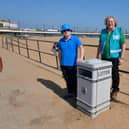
1,36,60,69
1,36,129,74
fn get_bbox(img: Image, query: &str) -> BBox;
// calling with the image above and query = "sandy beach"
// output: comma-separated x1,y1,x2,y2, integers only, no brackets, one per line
0,35,129,129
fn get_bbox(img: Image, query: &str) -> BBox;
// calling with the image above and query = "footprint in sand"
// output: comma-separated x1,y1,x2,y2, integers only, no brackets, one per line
9,89,25,107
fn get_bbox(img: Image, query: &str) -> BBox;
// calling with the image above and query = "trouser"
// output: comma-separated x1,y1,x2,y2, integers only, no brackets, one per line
61,66,77,96
102,58,120,92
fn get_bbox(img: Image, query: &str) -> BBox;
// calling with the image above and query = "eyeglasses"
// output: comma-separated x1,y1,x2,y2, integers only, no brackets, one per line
62,29,72,32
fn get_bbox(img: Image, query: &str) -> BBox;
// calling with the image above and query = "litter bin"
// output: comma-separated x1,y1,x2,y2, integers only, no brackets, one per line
77,58,112,118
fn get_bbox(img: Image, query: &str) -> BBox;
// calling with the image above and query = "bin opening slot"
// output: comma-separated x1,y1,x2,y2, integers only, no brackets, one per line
78,68,92,78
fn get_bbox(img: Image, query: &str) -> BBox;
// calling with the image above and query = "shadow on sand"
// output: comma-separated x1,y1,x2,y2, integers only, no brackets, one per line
37,78,76,108
111,91,129,107
37,79,129,108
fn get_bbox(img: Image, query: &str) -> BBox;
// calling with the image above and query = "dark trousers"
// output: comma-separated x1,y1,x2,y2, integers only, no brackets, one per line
102,58,120,92
61,66,77,96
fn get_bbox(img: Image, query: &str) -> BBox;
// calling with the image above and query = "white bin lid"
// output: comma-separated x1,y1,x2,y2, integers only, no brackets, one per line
78,58,112,69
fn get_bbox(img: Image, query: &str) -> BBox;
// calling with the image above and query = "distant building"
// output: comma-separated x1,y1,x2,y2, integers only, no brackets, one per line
9,22,18,29
0,19,18,29
47,29,59,32
0,20,9,28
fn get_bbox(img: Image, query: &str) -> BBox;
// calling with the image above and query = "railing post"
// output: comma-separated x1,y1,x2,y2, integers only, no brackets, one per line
25,39,30,58
6,37,8,50
37,40,42,63
1,36,4,48
17,38,21,55
11,38,14,52
55,54,60,69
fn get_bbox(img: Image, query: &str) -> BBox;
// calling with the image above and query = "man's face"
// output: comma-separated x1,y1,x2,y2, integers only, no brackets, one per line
106,18,115,30
63,30,71,38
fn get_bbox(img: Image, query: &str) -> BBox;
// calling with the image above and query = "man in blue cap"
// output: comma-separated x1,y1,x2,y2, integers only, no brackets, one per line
57,24,84,99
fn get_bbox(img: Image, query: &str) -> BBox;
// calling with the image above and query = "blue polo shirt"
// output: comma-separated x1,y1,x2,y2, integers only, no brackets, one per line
57,35,83,66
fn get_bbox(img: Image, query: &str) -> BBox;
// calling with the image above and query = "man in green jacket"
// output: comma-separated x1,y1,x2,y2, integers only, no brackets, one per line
97,16,126,100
